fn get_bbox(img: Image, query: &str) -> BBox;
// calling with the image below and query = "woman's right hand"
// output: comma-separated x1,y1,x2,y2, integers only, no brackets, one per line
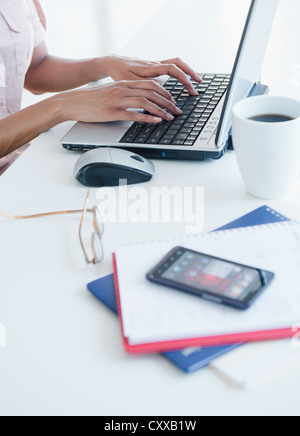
59,80,183,124
0,79,183,160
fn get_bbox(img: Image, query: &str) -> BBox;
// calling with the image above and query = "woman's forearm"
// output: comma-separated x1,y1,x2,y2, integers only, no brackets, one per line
25,53,111,94
0,97,66,158
0,78,180,158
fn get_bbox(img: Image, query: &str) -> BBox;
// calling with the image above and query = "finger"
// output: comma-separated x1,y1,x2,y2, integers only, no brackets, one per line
145,64,198,96
114,109,163,124
121,89,182,116
122,80,177,105
121,97,175,122
161,58,202,83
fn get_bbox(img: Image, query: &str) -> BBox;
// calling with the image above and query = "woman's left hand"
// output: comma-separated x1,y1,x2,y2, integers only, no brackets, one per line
101,55,202,95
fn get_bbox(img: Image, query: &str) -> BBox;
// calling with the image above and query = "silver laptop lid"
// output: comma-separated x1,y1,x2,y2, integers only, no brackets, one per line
216,0,279,149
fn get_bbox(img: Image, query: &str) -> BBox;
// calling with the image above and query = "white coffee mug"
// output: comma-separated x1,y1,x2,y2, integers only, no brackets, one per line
232,95,300,200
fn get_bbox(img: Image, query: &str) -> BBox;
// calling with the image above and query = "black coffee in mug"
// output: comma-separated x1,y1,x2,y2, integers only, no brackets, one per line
249,114,294,123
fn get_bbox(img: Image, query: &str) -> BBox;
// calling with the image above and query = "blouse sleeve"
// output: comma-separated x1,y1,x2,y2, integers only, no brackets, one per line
28,0,45,47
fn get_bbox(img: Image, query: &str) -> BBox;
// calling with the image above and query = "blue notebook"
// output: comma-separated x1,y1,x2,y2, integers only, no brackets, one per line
87,206,288,373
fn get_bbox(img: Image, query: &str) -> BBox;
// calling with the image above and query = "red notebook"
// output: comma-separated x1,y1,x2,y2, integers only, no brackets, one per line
113,219,300,355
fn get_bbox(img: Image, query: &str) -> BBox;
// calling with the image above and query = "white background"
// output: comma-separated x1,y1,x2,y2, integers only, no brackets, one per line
39,0,167,58
1,0,300,417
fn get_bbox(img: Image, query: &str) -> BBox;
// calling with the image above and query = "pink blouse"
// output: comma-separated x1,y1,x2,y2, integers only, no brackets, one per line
0,0,45,175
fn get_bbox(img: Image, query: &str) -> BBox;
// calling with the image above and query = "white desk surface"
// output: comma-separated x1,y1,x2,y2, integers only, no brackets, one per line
1,0,300,416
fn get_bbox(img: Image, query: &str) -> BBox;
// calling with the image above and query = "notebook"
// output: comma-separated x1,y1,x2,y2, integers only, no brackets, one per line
113,219,300,354
88,206,289,372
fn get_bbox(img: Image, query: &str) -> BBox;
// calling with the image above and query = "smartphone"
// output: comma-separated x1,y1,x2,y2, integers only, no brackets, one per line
146,247,275,310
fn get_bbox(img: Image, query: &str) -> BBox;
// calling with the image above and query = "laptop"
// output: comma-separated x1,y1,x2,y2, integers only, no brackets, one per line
62,0,279,161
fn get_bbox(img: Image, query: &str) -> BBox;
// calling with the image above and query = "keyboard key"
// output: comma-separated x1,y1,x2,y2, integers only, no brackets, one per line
172,120,185,127
177,97,189,103
163,133,176,140
167,129,180,136
175,133,189,141
120,134,136,143
141,125,156,135
171,139,185,145
184,121,197,127
146,128,168,144
192,127,203,133
159,138,173,145
188,132,199,139
192,109,204,116
176,114,189,121
120,124,144,143
180,126,191,132
188,117,200,123
135,136,149,143
183,104,196,111
134,127,156,143
147,137,161,144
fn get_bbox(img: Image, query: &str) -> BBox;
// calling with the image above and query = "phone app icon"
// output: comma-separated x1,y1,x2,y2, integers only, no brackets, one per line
189,271,197,277
229,286,244,298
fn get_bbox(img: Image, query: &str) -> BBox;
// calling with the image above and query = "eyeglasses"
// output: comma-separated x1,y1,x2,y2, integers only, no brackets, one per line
79,190,104,265
0,190,104,265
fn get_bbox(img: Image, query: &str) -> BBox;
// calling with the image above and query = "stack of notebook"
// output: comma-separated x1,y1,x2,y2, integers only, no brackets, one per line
87,206,300,386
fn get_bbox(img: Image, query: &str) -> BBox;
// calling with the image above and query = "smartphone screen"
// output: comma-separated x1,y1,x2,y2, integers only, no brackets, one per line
147,247,275,310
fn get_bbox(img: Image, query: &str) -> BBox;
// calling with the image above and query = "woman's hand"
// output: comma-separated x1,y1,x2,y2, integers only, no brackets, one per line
101,55,202,96
59,79,183,124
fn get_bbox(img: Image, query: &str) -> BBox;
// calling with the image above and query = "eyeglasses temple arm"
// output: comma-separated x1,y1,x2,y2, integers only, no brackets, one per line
0,209,93,220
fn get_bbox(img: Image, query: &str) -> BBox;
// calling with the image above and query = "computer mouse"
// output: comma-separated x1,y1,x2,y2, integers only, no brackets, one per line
74,148,155,187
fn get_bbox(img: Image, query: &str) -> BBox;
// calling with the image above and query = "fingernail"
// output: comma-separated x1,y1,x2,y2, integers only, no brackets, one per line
176,108,183,115
166,113,175,121
153,117,162,123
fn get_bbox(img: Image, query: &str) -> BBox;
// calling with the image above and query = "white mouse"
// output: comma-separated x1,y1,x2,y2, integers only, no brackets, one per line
74,148,155,187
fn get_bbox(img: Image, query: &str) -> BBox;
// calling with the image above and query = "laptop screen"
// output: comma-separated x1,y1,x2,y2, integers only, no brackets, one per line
216,0,279,149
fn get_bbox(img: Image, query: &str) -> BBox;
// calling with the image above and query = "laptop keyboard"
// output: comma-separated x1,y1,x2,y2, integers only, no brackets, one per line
119,74,231,147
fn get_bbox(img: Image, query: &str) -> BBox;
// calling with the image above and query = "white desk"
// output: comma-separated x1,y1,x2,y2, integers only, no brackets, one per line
1,0,300,416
